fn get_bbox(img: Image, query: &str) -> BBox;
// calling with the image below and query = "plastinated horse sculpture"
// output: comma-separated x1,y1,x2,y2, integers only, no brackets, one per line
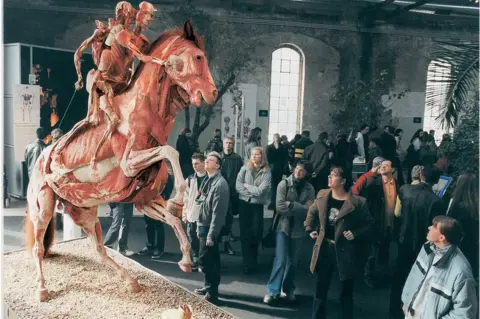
24,9,218,302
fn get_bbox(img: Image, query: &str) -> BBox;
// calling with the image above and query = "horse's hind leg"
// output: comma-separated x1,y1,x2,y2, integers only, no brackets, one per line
26,180,56,302
72,206,141,293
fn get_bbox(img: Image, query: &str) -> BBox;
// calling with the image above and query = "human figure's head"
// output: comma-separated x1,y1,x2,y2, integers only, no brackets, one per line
301,130,310,139
372,156,386,171
115,1,136,28
427,216,464,247
213,128,221,138
273,133,280,144
280,135,288,145
410,129,423,144
411,165,425,182
423,165,441,186
318,132,328,144
292,134,302,144
246,129,259,144
360,124,369,135
394,128,404,138
137,1,156,29
205,152,221,175
294,160,313,181
51,128,64,142
328,165,352,192
36,127,47,140
181,128,192,137
384,125,394,135
248,147,268,170
379,160,393,177
191,153,205,174
223,137,234,154
429,130,435,137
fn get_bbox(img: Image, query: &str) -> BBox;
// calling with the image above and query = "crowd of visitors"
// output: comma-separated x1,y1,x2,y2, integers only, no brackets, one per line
20,125,478,318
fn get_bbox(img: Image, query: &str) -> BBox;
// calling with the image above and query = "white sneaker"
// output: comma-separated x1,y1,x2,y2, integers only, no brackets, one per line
119,248,135,257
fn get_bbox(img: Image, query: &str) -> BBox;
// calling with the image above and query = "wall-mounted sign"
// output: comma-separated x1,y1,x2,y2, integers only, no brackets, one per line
413,117,422,123
259,110,269,117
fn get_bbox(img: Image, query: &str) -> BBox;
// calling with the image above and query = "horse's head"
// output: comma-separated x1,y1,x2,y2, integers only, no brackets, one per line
150,20,217,107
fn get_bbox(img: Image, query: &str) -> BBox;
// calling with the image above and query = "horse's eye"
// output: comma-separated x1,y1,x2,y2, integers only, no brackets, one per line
196,55,202,60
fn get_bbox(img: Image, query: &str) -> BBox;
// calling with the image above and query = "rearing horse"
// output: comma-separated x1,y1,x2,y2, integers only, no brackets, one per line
24,20,217,302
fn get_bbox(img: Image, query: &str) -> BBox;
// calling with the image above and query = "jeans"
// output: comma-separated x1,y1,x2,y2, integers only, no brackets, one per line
312,242,354,319
186,221,200,262
198,234,221,295
103,203,133,251
239,200,264,269
144,215,165,252
266,232,304,297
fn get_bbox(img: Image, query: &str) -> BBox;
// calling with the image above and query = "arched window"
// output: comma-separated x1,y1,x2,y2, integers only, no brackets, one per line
424,60,453,144
268,45,305,143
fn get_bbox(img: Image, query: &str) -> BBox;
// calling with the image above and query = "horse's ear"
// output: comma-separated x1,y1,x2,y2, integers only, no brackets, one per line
182,20,196,42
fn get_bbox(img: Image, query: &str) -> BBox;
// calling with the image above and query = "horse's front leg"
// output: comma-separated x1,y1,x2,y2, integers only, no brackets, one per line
120,142,186,216
140,197,192,272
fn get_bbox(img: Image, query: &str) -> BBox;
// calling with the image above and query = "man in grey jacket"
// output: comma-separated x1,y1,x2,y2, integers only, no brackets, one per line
401,216,477,319
194,152,230,304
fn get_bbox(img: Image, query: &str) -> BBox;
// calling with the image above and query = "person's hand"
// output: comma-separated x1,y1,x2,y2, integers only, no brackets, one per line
206,238,214,246
329,152,334,159
402,305,407,315
371,166,380,174
343,230,355,240
74,76,83,90
182,216,188,223
310,231,319,239
243,183,248,189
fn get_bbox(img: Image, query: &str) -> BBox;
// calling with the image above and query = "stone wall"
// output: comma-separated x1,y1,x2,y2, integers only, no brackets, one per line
4,1,478,148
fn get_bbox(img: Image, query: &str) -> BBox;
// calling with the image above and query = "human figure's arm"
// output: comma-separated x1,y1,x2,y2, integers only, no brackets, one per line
117,30,160,64
351,170,376,195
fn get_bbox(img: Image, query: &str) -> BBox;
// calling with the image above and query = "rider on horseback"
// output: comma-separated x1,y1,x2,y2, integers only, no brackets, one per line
59,2,159,169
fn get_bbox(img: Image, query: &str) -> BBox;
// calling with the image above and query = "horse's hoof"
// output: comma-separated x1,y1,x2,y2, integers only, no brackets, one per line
126,279,141,293
166,200,184,219
178,262,192,273
37,288,49,302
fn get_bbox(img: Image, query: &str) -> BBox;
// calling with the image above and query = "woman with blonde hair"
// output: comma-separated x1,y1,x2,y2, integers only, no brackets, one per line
236,146,272,274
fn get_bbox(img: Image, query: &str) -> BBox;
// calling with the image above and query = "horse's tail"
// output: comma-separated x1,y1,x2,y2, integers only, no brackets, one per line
24,208,55,257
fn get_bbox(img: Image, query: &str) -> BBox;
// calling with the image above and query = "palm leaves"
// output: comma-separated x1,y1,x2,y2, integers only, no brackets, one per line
425,41,479,129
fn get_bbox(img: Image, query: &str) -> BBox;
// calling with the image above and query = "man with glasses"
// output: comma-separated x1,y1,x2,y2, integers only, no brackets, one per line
193,152,230,304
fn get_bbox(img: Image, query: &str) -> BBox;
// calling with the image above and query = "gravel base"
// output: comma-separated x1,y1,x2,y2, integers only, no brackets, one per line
4,238,235,319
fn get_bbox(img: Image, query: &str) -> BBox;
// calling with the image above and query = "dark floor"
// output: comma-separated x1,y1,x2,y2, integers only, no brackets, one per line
4,215,392,319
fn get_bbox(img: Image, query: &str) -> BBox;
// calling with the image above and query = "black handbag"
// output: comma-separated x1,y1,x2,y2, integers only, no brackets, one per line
262,213,280,249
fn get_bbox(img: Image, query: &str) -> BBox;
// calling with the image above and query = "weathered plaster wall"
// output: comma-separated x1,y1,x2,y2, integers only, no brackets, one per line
4,2,478,147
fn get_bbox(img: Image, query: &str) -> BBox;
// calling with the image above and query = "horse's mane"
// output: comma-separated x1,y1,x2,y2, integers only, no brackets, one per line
126,29,205,88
